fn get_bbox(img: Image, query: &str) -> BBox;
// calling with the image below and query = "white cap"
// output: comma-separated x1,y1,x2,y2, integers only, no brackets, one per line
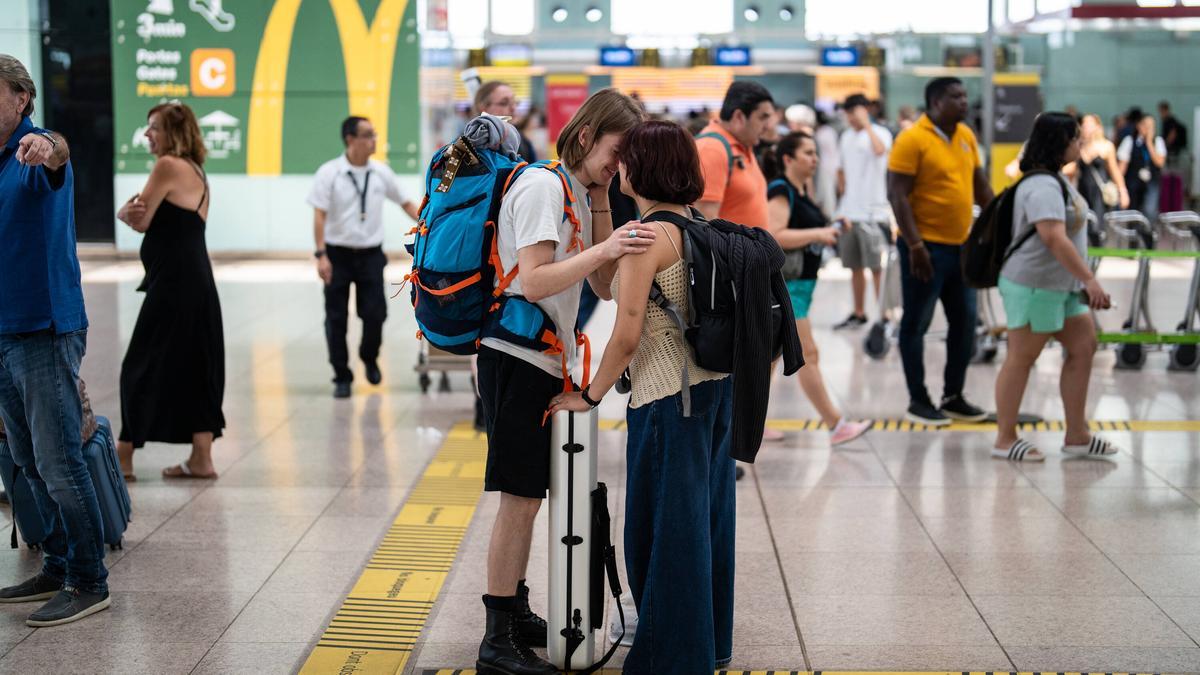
785,104,816,128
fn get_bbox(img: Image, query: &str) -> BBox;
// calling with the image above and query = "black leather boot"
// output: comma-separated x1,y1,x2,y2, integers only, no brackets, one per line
477,598,557,675
514,580,548,648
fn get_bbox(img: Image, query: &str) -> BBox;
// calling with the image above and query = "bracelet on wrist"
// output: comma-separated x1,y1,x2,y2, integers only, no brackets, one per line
580,385,601,408
590,208,612,214
908,240,926,250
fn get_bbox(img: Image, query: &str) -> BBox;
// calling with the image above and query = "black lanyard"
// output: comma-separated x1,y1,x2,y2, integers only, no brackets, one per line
346,169,371,221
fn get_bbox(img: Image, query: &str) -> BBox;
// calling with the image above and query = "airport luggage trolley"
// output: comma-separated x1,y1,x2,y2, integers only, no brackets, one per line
1089,210,1200,371
862,207,902,360
863,245,900,359
414,342,473,393
1159,211,1200,371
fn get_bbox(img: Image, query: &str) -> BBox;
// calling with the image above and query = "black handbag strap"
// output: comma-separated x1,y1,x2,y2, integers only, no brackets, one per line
9,463,19,549
577,519,626,674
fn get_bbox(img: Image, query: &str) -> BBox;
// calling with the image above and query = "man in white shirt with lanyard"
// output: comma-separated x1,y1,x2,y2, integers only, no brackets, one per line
308,116,419,398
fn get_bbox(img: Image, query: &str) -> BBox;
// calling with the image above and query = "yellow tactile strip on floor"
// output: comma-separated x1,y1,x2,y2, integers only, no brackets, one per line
422,670,1160,674
299,423,486,675
598,419,1200,433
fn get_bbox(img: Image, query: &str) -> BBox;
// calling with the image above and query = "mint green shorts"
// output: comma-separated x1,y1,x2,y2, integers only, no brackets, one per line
786,279,817,319
998,277,1089,334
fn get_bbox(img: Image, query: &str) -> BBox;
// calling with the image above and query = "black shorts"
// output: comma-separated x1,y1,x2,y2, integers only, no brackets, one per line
477,346,563,499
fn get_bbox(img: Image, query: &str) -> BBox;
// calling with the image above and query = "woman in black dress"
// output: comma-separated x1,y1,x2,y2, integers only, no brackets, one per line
1068,113,1129,220
115,102,225,480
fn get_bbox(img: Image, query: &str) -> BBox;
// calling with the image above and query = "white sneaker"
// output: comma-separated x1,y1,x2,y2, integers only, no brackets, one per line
608,593,637,647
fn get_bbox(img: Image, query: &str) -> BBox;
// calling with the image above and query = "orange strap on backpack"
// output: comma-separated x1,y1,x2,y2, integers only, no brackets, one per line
540,331,593,426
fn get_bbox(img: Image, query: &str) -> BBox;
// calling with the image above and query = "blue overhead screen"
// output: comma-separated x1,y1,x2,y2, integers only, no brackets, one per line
714,46,752,67
599,46,637,67
821,46,860,67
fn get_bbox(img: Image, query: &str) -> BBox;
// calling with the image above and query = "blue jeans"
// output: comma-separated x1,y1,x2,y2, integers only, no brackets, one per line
0,329,108,593
623,377,735,675
897,240,977,406
1140,181,1161,225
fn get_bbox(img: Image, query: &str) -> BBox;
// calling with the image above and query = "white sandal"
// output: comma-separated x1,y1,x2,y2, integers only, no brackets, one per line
992,439,1045,462
1063,436,1119,459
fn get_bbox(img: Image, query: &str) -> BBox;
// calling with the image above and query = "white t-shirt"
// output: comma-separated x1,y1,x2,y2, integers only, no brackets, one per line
480,167,593,378
813,124,841,217
835,123,893,222
1116,135,1167,163
306,155,410,248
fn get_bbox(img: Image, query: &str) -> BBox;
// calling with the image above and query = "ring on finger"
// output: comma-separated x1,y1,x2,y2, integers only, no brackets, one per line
628,229,638,239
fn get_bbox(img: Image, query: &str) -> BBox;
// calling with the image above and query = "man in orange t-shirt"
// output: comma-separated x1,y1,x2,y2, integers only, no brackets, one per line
696,81,780,456
695,81,776,229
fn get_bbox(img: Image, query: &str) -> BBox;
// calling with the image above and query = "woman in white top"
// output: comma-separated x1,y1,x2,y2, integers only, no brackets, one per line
550,120,735,675
1117,113,1168,222
993,112,1117,462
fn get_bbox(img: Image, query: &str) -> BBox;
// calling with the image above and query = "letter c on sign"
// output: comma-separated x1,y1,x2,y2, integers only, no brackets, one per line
190,48,235,97
200,57,227,90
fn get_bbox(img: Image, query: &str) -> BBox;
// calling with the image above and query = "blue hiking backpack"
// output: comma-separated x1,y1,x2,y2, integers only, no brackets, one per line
405,135,588,380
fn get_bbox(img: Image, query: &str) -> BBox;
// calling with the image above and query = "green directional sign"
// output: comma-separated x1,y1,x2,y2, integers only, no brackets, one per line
111,0,421,175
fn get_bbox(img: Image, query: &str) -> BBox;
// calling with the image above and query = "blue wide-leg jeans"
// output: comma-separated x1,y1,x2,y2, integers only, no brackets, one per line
623,377,735,675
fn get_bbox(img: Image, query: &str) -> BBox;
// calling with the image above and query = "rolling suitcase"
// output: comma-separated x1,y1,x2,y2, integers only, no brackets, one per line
84,417,132,551
0,436,51,550
0,417,130,551
547,408,624,672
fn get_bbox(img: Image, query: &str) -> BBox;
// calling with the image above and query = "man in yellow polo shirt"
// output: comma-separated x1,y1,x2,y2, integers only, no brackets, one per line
887,77,995,427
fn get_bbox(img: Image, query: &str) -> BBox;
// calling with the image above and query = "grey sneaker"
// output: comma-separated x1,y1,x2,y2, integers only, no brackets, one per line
0,574,63,603
26,586,111,627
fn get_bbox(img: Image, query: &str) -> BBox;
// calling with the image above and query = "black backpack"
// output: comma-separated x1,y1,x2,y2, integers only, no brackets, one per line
962,169,1069,289
635,209,786,416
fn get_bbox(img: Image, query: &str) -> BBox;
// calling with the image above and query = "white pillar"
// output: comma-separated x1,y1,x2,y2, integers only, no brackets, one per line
982,0,996,174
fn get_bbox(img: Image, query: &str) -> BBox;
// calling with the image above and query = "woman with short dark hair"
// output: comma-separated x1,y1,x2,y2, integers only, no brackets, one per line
115,102,225,480
993,112,1116,462
549,120,734,674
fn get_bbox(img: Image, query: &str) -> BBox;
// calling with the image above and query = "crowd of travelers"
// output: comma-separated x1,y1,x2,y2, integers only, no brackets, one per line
1,44,1189,675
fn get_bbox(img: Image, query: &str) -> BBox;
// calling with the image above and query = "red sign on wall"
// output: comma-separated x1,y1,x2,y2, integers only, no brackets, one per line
546,75,590,154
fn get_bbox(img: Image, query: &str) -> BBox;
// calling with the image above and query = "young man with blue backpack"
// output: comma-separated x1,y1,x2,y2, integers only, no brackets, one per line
408,89,646,674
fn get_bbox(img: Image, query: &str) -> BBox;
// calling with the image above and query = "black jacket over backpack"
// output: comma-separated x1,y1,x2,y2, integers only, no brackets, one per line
644,210,804,463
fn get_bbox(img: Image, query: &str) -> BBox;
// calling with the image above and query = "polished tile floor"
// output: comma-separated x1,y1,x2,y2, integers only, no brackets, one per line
1,255,1198,674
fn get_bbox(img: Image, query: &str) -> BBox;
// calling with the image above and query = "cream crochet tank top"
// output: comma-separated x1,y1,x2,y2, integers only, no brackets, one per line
610,222,727,409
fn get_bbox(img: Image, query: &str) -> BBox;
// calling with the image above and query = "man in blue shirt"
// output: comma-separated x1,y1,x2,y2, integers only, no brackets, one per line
0,54,110,627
